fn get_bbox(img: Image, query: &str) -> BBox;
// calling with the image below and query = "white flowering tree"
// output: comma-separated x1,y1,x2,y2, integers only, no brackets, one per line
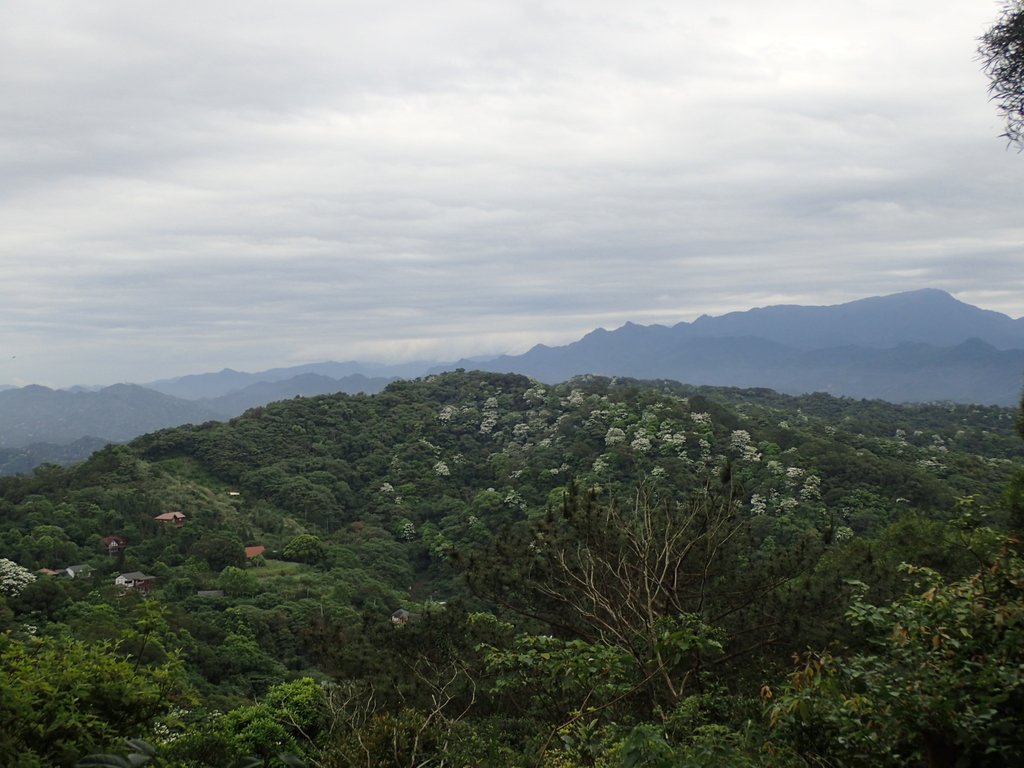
0,558,36,597
729,430,761,463
395,518,418,542
605,427,626,446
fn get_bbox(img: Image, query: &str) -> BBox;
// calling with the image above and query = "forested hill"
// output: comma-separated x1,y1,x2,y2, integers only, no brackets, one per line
14,371,1017,549
3,290,1022,477
1,371,1023,766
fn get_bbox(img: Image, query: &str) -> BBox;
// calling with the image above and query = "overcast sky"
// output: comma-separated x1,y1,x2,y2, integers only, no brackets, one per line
1,1,1021,387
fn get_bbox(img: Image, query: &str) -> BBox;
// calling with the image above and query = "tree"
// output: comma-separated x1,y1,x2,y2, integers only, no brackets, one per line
770,546,1024,768
979,1,1024,147
0,558,35,598
0,634,188,766
189,534,245,572
459,482,797,711
1002,387,1024,535
282,534,327,565
219,566,260,597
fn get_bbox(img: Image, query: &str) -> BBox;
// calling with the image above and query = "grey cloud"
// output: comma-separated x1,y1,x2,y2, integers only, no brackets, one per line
1,1,1022,386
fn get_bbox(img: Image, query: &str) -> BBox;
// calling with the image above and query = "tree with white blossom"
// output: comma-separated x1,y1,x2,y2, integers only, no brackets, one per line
605,427,626,446
0,558,36,598
729,430,762,463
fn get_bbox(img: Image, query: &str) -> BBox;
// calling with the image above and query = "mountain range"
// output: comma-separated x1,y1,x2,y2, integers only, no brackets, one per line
0,373,394,472
1,289,1022,473
438,289,1024,403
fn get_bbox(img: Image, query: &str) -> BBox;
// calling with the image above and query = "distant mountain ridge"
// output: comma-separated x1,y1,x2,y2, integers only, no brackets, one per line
146,361,425,400
195,373,394,414
684,289,1024,349
0,373,394,456
1,289,1022,474
433,290,1024,405
0,437,110,476
0,384,219,448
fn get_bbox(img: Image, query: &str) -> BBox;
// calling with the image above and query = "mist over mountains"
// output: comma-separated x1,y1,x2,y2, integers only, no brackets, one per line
1,289,1022,473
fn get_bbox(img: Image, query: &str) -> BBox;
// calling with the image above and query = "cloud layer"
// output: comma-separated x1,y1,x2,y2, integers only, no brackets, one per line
1,1,1021,386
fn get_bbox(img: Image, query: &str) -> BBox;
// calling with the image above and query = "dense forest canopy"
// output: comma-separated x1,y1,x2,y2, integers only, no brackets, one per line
1,371,1022,766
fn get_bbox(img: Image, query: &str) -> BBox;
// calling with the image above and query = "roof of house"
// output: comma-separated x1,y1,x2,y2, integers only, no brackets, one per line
197,589,225,598
118,571,155,581
37,568,63,576
154,511,186,521
244,545,266,558
102,535,127,544
65,564,92,574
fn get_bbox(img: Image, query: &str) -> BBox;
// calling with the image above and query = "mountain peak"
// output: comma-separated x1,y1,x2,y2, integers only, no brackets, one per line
897,288,952,299
457,288,1024,404
682,289,1022,351
859,288,959,307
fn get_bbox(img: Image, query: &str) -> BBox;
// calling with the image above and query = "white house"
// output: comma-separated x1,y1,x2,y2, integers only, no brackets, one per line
115,571,156,591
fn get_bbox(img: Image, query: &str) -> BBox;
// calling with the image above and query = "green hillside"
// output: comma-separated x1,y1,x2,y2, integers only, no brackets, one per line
1,371,1022,766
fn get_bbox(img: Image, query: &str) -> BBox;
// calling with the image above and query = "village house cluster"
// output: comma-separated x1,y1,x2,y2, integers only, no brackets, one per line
34,505,276,597
36,511,188,591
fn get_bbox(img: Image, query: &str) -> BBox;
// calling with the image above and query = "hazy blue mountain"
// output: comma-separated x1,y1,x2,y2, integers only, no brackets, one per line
718,339,1024,404
0,384,221,448
0,373,398,473
6,289,1024,474
0,437,111,475
444,336,1024,405
684,289,1024,349
200,373,394,417
145,368,257,400
434,291,1024,405
248,360,430,382
147,361,430,399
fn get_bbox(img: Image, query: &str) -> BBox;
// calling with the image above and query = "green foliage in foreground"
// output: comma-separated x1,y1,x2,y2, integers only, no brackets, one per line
78,737,305,768
55,536,1024,766
0,634,188,767
771,546,1024,767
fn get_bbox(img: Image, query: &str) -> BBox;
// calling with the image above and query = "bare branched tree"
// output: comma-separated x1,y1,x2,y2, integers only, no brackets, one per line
528,485,741,700
461,480,806,707
323,657,476,768
322,680,380,767
397,658,476,768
